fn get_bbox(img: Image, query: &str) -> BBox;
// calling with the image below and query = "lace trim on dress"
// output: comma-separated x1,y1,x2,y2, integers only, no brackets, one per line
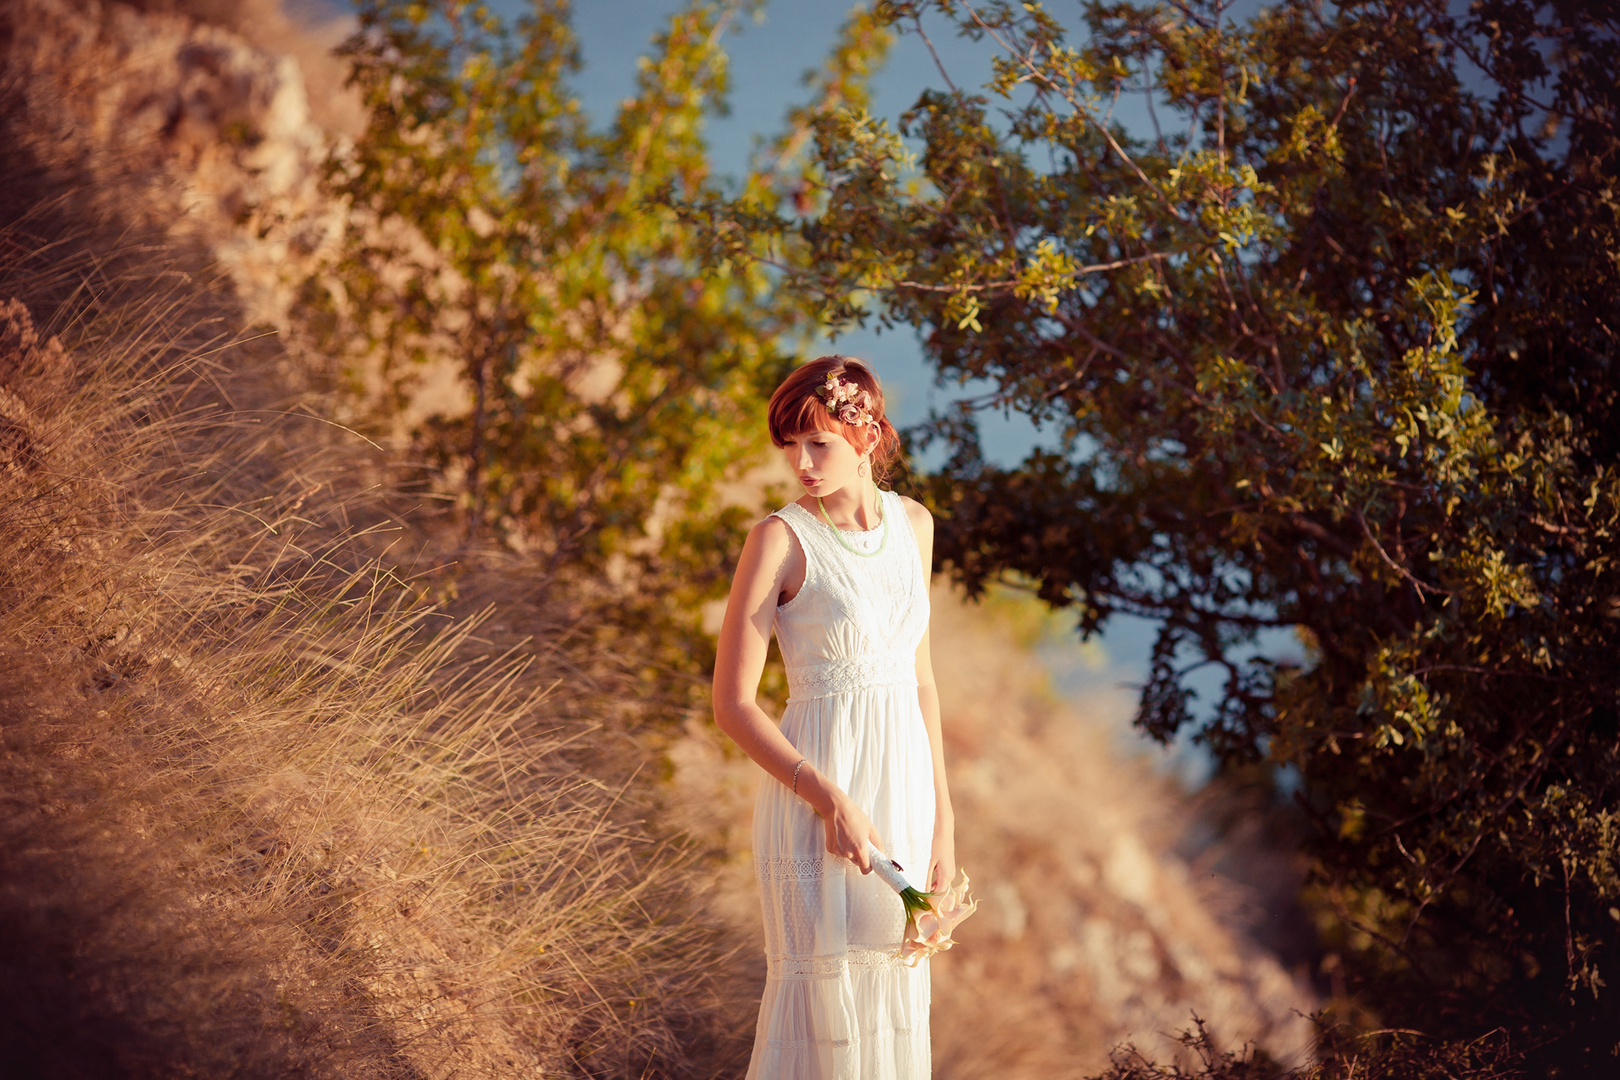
754,852,831,881
786,653,917,702
764,946,906,980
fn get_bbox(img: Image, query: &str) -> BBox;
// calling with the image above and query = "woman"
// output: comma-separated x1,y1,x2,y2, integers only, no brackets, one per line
713,356,955,1079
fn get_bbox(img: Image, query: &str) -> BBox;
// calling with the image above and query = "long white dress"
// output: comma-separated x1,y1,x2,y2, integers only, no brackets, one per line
746,489,935,1080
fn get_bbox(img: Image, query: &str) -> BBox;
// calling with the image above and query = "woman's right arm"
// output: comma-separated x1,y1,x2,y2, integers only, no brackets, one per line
712,517,880,873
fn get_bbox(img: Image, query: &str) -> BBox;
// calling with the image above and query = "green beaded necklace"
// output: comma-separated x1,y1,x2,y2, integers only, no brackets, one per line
815,482,888,558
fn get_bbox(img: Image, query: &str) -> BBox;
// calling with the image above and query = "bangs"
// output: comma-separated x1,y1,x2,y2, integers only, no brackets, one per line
768,390,844,446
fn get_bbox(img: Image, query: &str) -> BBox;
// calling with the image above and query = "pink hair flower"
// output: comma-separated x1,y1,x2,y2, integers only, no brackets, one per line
815,372,879,427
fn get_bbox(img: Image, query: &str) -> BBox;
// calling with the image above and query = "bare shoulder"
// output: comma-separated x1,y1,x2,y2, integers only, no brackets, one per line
750,513,794,552
897,494,933,539
744,513,801,573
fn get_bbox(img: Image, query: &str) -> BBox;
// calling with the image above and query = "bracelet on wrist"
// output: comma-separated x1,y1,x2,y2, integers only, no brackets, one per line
791,758,808,796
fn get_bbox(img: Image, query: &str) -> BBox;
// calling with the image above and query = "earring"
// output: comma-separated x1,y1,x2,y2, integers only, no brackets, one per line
858,460,870,478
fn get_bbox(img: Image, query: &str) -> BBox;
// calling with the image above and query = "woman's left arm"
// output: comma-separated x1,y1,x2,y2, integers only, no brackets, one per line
907,498,956,893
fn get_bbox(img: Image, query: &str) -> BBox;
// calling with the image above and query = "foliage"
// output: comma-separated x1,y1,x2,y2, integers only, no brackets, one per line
318,0,889,681
687,0,1620,1071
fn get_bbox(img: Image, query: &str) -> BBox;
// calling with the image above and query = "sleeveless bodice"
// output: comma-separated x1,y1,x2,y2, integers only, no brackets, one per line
770,490,930,702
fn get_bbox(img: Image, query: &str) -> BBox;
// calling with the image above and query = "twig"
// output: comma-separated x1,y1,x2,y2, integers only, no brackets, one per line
961,4,1181,215
1354,506,1451,598
890,250,1172,293
912,14,959,94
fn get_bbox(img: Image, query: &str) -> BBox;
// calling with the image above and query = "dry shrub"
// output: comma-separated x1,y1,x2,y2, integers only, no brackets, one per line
1094,1018,1521,1080
0,206,743,1077
118,0,366,136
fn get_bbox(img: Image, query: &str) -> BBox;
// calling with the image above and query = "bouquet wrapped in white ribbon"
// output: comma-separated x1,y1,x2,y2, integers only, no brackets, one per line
866,841,979,967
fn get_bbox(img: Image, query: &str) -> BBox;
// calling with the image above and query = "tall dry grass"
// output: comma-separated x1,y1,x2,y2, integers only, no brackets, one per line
0,200,752,1077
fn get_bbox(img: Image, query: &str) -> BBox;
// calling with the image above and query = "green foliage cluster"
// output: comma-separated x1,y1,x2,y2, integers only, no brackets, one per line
314,0,890,680
689,0,1620,1071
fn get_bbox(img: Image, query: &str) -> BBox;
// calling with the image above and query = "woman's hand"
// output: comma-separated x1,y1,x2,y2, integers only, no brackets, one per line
819,785,882,874
927,821,956,893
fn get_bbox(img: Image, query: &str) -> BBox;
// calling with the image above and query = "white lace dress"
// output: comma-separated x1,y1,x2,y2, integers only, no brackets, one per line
746,489,935,1080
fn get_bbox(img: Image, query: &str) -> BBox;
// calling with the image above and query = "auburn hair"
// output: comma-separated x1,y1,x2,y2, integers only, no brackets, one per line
767,356,903,483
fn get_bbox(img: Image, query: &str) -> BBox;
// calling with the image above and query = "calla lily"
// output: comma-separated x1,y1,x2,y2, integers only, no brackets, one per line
899,936,933,965
865,843,979,967
917,869,978,952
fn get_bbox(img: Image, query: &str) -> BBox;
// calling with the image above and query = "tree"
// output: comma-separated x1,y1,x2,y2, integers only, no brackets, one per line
311,0,891,682
690,0,1620,1070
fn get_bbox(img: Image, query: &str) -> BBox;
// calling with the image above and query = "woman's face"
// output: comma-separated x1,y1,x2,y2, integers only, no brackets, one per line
780,425,868,498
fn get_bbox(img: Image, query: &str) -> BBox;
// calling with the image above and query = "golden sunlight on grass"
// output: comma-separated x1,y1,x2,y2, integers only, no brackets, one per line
0,222,744,1077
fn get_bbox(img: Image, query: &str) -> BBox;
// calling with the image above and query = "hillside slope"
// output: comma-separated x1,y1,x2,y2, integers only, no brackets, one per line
0,3,755,1076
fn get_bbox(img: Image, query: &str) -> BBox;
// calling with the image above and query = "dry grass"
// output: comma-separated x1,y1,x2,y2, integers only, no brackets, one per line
1081,1017,1521,1080
0,200,750,1078
0,2,758,1070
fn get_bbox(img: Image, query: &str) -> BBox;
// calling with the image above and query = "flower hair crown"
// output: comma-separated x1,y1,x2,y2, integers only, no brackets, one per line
816,372,879,429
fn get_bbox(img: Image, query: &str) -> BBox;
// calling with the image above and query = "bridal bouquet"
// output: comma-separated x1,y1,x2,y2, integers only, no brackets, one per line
866,842,978,967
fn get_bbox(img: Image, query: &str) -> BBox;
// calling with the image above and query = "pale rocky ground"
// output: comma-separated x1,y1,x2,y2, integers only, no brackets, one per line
3,0,1319,1073
3,0,462,431
3,0,358,325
